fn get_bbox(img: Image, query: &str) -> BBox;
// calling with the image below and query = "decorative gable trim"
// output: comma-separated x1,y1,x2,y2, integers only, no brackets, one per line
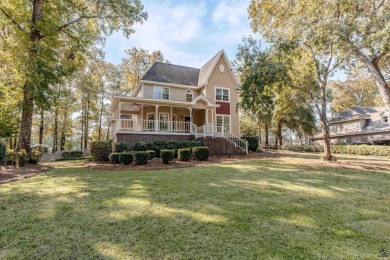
191,94,218,107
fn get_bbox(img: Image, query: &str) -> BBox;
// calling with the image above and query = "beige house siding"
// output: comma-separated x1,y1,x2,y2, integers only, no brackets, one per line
142,83,200,102
330,119,366,134
205,56,240,136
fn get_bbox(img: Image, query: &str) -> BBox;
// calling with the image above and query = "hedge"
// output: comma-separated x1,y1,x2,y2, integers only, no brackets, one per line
29,150,43,165
0,141,6,165
161,150,174,164
61,151,84,159
109,153,121,164
31,144,49,154
90,141,112,162
144,140,202,157
241,136,258,152
193,147,209,161
283,145,323,153
178,148,191,161
134,151,149,165
147,150,156,160
331,145,390,156
115,141,130,152
133,141,148,151
16,149,28,167
119,152,133,165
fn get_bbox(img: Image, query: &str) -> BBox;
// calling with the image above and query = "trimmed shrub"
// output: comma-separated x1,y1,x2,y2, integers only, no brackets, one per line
241,136,259,152
283,145,322,153
134,151,149,165
115,141,129,152
133,141,148,151
61,150,84,159
5,149,15,165
90,141,112,162
119,152,133,165
0,141,6,165
331,145,390,156
29,150,43,164
31,144,49,154
142,140,202,157
193,147,209,161
161,150,174,164
178,148,191,161
109,153,121,164
147,150,156,160
15,149,28,167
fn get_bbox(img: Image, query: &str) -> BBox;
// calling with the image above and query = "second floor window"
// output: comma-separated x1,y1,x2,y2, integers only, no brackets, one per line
216,88,229,102
383,116,389,123
153,86,169,100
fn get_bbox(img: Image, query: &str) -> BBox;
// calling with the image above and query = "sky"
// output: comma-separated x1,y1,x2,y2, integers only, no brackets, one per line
103,0,346,80
103,0,254,68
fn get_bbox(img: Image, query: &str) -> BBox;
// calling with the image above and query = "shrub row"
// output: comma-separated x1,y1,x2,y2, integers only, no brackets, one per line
330,145,390,156
131,140,202,156
61,151,84,159
241,136,259,152
31,144,49,154
2,147,43,166
283,145,323,153
109,151,150,165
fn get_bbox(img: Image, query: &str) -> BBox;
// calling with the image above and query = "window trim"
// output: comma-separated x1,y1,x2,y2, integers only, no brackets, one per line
153,85,170,100
216,114,231,131
215,87,230,102
185,90,193,102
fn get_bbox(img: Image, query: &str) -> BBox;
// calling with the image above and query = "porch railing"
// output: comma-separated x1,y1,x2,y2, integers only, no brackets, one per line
114,119,194,134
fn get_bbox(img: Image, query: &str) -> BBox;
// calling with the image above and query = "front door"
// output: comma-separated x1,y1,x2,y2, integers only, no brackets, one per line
185,116,191,132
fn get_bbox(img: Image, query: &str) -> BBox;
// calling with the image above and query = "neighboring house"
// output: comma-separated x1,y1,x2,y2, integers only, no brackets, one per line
312,106,390,145
110,50,248,154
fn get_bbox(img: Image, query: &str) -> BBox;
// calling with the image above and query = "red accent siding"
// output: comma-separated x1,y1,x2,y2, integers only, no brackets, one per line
216,101,230,115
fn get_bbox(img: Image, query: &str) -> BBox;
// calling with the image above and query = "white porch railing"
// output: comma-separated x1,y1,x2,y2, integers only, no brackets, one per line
114,119,194,134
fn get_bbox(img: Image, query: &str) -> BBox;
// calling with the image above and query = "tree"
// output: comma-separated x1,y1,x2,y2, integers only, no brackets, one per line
235,37,286,147
0,0,147,157
249,0,390,109
249,1,345,160
330,66,383,114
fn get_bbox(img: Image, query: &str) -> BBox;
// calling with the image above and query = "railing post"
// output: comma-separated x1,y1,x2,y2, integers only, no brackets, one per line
118,119,121,131
203,124,206,138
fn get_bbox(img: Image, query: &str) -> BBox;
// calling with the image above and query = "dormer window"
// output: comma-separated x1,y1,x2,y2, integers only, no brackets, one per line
186,90,193,102
382,116,389,123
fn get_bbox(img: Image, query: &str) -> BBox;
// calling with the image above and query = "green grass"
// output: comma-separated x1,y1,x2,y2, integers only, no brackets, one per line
0,156,389,259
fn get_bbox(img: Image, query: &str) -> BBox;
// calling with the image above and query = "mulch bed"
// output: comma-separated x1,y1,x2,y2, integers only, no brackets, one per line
0,164,52,184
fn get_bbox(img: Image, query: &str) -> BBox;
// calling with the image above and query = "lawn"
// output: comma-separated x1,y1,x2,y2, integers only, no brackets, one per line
0,154,389,259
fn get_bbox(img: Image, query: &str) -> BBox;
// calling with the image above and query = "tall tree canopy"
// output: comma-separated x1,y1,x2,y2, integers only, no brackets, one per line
249,0,390,108
0,0,147,156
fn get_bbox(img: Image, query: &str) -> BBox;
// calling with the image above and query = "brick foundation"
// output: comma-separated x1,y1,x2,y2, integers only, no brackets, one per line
197,137,246,156
116,133,194,149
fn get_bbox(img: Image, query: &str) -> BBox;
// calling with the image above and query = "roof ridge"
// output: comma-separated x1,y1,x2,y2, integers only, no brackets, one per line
200,50,223,69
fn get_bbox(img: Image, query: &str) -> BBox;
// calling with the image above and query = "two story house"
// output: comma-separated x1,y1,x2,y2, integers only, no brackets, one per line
110,50,248,153
312,106,390,145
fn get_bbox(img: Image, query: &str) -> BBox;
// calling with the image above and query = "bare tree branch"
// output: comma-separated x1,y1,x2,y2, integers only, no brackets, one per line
0,7,26,33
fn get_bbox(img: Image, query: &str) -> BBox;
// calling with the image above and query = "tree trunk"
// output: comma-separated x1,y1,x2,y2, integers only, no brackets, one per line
258,124,262,148
106,123,110,140
98,95,104,141
39,108,44,144
277,121,282,149
52,107,58,153
264,123,269,148
83,98,89,150
320,83,332,161
17,0,44,157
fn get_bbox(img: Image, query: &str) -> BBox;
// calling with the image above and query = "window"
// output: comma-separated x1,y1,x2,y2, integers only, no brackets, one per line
186,90,193,102
216,88,229,102
216,115,230,131
383,116,389,123
153,86,169,100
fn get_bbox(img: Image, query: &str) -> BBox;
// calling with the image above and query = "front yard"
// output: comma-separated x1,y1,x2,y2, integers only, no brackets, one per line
0,153,389,259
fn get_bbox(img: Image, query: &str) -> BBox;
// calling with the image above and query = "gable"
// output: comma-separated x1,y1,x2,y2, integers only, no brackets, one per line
207,55,238,90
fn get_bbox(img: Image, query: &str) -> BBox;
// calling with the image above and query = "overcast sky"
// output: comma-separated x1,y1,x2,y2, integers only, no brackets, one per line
103,0,345,79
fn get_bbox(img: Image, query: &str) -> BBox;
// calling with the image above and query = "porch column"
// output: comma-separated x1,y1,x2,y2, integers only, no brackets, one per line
141,105,144,131
170,106,173,132
205,109,208,135
155,105,159,132
118,101,122,130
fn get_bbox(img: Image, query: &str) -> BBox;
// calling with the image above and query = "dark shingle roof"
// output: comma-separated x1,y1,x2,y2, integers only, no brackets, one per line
141,62,200,86
329,106,370,123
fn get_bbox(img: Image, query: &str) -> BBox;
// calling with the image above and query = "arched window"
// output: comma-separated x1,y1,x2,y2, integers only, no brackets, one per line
186,90,193,102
